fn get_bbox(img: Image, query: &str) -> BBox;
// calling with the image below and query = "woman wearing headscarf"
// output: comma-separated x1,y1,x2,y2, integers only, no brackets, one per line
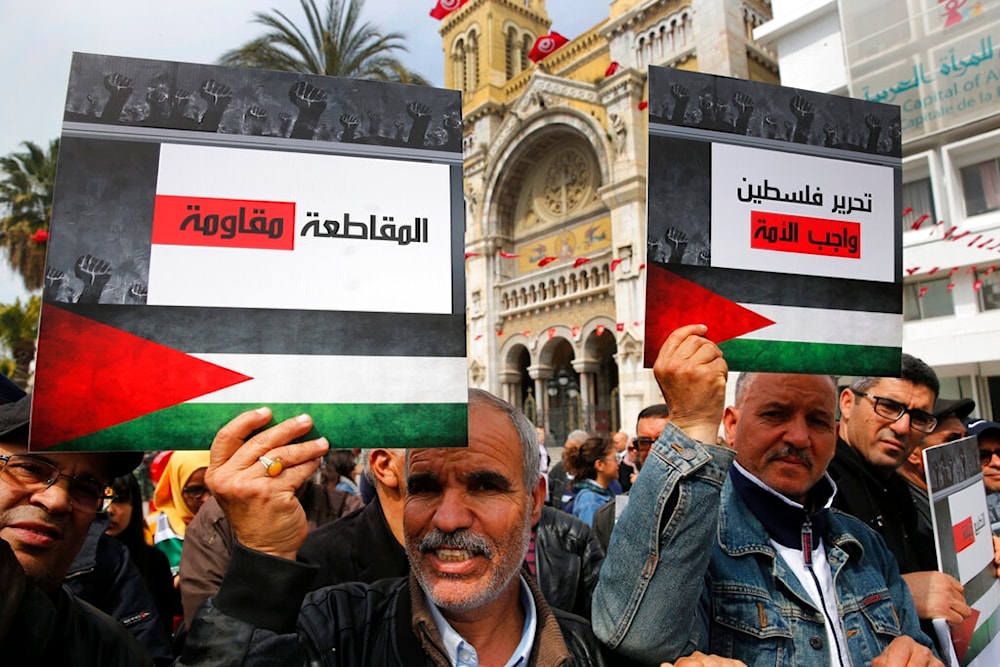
145,450,212,581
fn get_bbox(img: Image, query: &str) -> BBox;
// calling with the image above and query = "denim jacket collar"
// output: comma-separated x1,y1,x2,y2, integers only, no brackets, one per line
728,463,837,550
717,474,862,563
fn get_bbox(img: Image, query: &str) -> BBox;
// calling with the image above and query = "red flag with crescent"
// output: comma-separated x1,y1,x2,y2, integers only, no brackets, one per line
430,0,467,20
528,32,569,62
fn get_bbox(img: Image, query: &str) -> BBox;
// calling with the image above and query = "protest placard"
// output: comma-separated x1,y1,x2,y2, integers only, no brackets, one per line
31,53,467,451
643,66,902,375
924,435,1000,666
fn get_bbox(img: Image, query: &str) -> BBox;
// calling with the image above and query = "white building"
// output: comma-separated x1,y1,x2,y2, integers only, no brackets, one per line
756,0,1000,417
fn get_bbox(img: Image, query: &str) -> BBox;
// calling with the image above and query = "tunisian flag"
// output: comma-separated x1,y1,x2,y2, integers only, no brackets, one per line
528,32,569,62
430,0,467,19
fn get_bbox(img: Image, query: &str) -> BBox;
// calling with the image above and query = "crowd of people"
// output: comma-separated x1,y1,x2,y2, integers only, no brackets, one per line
3,326,1000,666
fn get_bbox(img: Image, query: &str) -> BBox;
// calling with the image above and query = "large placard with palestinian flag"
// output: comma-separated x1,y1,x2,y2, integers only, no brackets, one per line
31,52,467,451
643,66,902,375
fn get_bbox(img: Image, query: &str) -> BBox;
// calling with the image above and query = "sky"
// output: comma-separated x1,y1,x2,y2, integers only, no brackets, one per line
0,0,609,303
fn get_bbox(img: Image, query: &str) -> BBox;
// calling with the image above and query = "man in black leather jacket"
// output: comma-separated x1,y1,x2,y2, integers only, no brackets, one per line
534,505,604,620
178,390,621,666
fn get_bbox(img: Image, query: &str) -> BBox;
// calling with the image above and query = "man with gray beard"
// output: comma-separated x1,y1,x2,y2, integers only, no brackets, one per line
178,390,640,666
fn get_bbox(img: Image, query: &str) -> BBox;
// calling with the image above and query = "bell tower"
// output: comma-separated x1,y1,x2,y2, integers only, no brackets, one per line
438,0,551,112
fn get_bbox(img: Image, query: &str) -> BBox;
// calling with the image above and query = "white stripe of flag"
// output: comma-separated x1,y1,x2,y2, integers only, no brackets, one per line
187,354,468,403
737,304,901,347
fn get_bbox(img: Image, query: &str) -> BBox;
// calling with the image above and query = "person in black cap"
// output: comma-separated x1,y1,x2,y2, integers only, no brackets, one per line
0,376,151,665
967,417,1000,535
898,396,976,533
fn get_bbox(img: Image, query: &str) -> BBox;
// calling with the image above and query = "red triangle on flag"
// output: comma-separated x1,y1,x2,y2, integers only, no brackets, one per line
528,32,569,62
643,264,775,367
30,304,252,449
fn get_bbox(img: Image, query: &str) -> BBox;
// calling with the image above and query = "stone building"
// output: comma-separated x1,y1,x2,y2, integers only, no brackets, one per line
440,0,778,443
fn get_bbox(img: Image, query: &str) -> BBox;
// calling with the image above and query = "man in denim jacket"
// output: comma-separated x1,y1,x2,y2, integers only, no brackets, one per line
593,325,941,666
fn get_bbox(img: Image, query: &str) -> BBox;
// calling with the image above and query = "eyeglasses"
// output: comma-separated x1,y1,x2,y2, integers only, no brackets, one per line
852,390,938,434
0,454,112,513
630,437,655,451
182,485,211,499
980,449,1000,464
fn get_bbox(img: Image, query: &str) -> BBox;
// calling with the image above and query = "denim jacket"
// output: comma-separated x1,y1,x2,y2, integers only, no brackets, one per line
592,423,936,666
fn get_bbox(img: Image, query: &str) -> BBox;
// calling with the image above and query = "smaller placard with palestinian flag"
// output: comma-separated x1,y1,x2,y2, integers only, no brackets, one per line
31,53,468,452
643,66,903,375
923,436,1000,666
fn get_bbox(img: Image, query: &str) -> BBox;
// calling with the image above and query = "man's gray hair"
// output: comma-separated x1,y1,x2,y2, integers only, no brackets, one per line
566,429,590,445
469,388,540,491
735,372,838,406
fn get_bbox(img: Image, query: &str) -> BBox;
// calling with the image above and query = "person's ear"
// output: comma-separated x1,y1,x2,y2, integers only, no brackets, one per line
369,449,400,490
722,406,739,448
839,388,856,424
530,475,545,525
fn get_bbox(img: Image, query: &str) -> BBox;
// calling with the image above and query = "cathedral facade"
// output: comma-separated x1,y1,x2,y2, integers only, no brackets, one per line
442,0,777,443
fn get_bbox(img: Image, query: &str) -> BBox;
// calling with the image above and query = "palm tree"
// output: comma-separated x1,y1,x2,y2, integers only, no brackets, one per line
219,0,428,84
0,139,58,291
0,295,41,388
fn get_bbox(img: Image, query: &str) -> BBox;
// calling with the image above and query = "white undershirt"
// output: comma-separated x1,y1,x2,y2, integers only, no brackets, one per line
772,539,852,667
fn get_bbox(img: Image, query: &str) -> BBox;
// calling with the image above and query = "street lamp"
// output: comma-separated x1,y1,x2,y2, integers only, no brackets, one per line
547,368,581,443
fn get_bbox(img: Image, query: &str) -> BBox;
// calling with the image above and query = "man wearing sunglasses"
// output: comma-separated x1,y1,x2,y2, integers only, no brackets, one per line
831,354,972,629
967,418,1000,536
0,380,149,665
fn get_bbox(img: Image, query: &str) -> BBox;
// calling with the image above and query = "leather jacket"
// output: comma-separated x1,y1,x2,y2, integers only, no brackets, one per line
534,506,605,620
178,544,620,666
298,494,409,587
180,482,362,621
592,423,936,666
3,573,151,666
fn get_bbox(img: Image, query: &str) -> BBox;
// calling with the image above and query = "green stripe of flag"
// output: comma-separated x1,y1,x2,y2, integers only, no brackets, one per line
964,587,1000,663
45,402,468,452
718,339,900,376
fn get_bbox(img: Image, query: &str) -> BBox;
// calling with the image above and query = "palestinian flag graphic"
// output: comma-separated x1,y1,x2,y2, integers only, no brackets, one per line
644,264,901,375
643,66,902,376
31,53,468,452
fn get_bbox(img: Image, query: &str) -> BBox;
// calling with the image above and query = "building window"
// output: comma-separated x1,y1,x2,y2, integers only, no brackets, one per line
904,277,954,321
902,177,936,233
960,157,1000,217
978,268,1000,312
506,29,515,79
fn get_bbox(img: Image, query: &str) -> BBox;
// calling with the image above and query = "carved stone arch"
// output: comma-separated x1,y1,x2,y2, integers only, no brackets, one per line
580,316,618,363
481,107,612,242
536,327,577,368
498,338,535,417
501,336,533,365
